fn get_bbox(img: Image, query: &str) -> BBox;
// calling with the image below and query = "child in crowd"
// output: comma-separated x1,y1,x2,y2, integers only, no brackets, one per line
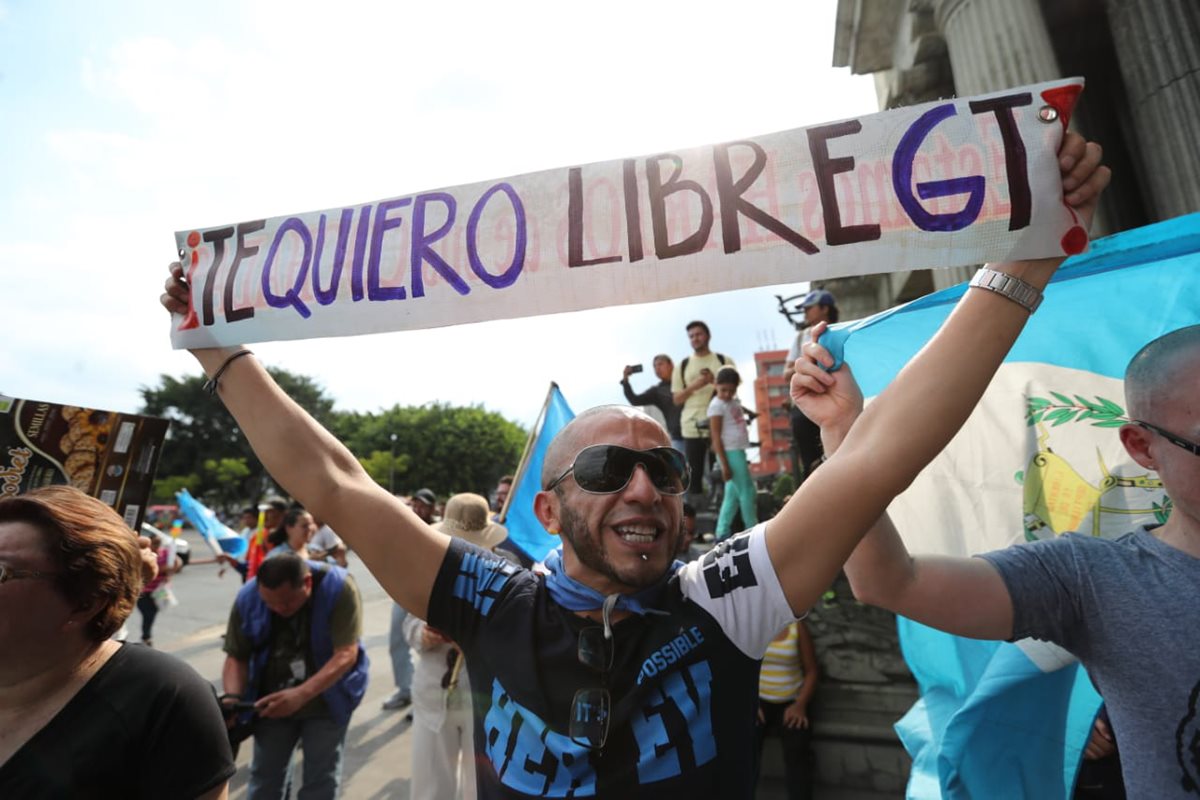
707,367,758,540
755,620,818,799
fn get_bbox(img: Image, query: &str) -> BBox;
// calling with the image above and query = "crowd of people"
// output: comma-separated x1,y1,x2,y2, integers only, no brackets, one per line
6,129,1184,799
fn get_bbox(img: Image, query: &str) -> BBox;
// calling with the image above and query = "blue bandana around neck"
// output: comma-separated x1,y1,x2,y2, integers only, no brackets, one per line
542,547,684,616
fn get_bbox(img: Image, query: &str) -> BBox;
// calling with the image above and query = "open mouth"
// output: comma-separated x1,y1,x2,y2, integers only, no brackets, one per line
612,523,660,547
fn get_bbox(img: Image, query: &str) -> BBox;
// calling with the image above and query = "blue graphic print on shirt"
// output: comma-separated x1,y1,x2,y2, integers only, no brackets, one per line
452,548,518,617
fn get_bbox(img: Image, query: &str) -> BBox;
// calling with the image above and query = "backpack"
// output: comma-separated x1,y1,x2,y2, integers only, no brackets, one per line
680,353,728,384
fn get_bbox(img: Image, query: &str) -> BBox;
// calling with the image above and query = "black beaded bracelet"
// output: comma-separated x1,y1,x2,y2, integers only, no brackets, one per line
203,349,254,396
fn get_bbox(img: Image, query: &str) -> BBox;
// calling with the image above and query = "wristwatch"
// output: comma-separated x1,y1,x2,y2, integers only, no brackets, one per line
968,268,1043,314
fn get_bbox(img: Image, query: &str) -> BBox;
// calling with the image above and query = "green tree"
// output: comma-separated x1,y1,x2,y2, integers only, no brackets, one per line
140,368,338,503
358,451,412,492
341,403,526,498
771,472,796,503
202,457,252,511
151,473,200,504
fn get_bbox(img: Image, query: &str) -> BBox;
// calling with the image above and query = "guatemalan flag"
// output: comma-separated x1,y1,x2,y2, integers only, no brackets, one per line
497,383,575,563
175,487,248,559
821,212,1200,797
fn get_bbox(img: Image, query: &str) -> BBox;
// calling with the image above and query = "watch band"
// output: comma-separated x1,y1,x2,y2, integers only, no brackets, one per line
968,268,1043,313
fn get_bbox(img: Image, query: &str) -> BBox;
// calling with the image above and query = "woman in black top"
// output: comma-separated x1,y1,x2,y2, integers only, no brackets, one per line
0,486,235,799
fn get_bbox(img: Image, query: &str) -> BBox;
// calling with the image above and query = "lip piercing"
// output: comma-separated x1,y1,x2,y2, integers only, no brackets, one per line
640,554,648,561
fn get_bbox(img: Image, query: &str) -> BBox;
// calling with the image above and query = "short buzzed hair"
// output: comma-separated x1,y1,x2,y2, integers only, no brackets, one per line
652,354,672,365
1125,325,1200,419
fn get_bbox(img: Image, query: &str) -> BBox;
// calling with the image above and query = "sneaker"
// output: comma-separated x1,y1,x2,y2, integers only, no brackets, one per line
381,690,412,711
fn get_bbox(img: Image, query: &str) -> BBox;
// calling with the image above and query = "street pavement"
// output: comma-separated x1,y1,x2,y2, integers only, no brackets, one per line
151,531,416,799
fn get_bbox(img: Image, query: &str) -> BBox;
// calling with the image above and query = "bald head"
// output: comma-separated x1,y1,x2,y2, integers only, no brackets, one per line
1125,325,1200,420
541,405,668,489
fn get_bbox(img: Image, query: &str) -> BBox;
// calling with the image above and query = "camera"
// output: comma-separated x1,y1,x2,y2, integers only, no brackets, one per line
627,364,644,374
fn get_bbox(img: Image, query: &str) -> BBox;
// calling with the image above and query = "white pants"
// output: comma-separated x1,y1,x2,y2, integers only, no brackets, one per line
410,706,477,800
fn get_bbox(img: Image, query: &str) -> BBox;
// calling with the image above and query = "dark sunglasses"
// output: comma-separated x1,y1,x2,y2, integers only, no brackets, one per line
1135,420,1200,457
569,594,618,750
547,445,690,496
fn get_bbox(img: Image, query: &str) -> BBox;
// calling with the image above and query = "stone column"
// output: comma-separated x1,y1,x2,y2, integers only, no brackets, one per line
1105,0,1200,220
935,0,1061,94
928,0,1062,288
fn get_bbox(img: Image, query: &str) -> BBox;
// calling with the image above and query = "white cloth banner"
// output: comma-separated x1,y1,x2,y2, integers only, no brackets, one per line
170,78,1086,349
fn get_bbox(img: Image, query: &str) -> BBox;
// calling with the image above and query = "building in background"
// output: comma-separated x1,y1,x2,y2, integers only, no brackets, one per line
824,0,1199,319
758,3,1200,795
751,349,792,478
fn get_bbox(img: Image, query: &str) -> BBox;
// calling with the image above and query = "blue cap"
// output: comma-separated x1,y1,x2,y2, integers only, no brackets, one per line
800,289,837,309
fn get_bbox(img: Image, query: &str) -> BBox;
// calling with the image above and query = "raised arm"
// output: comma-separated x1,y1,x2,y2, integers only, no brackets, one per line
160,277,450,619
764,130,1109,615
621,369,656,406
804,379,1015,639
844,513,1014,640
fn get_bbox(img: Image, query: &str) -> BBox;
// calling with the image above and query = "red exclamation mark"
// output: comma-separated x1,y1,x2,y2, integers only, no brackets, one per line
177,230,202,330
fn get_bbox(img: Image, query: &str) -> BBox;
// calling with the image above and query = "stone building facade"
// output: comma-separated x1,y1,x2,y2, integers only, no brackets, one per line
825,0,1200,312
760,5,1200,795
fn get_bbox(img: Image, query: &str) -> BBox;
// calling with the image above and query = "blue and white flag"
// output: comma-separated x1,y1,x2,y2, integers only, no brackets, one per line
176,487,248,559
498,383,575,563
822,212,1200,797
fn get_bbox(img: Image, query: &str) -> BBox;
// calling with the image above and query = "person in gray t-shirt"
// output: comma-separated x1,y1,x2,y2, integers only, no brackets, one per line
980,526,1197,795
801,323,1200,798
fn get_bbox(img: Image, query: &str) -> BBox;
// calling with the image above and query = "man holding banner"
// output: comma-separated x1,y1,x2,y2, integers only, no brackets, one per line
161,121,1107,797
829,324,1200,798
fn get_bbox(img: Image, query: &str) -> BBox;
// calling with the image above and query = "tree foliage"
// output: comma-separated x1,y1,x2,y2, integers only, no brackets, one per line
339,402,526,498
358,450,411,492
771,472,796,503
141,369,526,508
140,368,338,507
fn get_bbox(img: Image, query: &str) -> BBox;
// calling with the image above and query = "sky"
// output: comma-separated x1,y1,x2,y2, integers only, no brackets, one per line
0,0,878,428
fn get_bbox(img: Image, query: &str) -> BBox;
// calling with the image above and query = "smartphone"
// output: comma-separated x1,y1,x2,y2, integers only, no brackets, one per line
229,701,258,712
628,364,644,374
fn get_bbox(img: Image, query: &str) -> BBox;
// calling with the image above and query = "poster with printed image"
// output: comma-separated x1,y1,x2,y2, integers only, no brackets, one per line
0,394,169,530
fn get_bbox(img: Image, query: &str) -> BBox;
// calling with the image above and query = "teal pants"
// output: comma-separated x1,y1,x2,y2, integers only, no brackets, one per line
716,449,758,538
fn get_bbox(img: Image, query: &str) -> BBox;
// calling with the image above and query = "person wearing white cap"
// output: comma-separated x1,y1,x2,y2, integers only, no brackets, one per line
404,493,512,800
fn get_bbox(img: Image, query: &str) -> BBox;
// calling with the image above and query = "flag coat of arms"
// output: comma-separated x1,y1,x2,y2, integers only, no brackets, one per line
821,212,1200,797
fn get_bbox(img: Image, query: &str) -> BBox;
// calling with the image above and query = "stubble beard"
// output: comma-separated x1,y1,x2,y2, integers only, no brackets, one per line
558,503,681,592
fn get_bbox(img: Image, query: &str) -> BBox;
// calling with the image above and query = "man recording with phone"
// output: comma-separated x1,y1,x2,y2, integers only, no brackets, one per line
621,355,683,453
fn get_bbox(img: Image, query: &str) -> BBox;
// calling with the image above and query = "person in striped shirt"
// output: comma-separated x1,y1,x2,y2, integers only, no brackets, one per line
755,620,818,800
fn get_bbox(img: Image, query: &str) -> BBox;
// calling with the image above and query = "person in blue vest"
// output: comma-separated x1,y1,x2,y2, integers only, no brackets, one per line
220,551,368,800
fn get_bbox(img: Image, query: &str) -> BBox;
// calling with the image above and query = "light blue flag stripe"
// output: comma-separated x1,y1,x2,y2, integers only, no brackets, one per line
502,385,575,563
820,212,1200,798
824,211,1200,393
176,488,248,558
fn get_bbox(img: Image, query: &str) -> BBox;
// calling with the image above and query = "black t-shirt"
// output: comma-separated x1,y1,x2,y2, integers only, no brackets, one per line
0,643,235,799
427,525,796,799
